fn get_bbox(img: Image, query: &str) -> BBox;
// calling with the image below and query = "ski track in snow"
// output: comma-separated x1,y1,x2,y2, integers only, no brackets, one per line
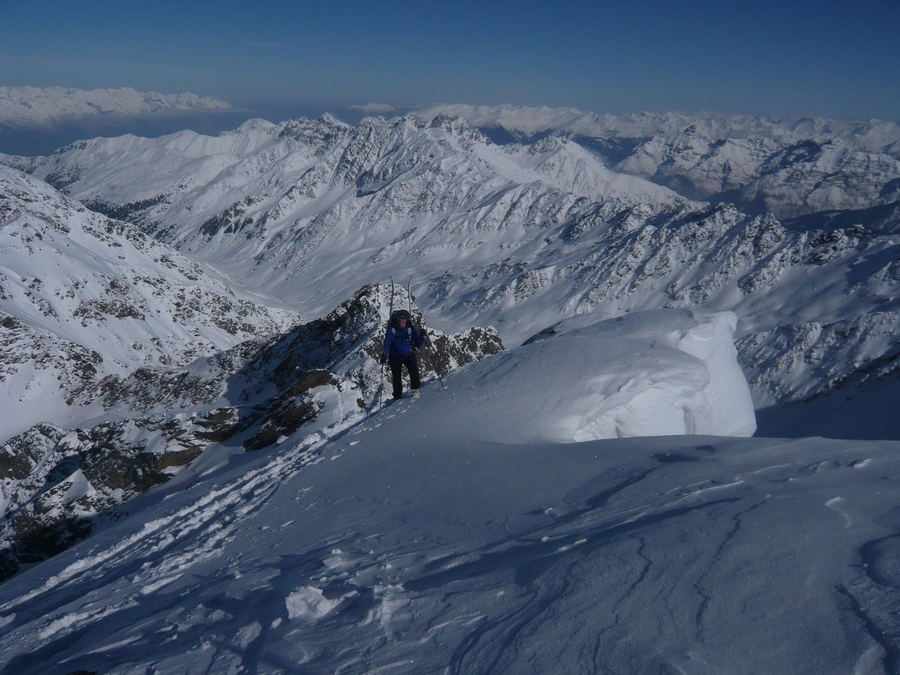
1,393,900,675
0,432,329,672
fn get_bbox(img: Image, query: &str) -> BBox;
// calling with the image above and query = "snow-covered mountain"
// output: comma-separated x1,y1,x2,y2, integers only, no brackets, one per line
4,112,899,425
421,104,900,220
0,165,300,437
1,310,897,675
0,87,236,156
422,103,900,157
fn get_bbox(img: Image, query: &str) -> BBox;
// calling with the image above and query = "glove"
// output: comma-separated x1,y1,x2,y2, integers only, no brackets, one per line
380,354,387,365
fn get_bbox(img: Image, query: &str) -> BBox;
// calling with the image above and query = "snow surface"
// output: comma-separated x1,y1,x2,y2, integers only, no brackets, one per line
3,310,899,674
458,309,756,441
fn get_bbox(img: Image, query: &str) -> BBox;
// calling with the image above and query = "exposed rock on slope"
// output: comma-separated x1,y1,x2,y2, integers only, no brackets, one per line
0,283,503,581
0,165,296,438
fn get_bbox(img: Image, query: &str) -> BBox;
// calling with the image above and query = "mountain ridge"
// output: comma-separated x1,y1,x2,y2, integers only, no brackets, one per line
0,279,504,581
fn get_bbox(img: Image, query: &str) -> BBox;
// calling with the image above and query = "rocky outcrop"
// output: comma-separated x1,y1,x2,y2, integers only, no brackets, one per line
0,410,240,581
0,284,503,582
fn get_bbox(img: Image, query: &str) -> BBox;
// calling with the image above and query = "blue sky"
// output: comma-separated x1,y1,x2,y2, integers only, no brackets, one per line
2,0,899,122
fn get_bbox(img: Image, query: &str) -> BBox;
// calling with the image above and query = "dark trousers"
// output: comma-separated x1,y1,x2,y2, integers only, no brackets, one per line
389,352,420,399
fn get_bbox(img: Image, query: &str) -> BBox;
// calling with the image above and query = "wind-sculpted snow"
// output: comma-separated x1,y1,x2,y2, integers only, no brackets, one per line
0,318,896,673
484,309,755,441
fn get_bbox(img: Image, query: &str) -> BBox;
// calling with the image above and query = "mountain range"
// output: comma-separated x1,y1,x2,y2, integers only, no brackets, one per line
4,107,898,415
421,104,900,220
0,87,231,130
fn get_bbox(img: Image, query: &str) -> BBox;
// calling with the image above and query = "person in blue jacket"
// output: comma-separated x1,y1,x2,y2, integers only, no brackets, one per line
381,309,425,399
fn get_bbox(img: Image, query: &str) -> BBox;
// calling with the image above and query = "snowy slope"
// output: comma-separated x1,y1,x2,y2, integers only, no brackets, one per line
0,165,297,440
0,282,504,581
2,312,899,674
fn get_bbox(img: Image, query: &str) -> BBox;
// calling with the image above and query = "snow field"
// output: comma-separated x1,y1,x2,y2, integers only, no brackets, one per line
2,308,897,673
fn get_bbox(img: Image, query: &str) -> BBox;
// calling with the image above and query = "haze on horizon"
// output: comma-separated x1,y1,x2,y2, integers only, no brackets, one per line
2,0,899,127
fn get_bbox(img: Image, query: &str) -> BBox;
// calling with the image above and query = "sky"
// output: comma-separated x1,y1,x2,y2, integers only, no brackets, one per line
2,0,899,123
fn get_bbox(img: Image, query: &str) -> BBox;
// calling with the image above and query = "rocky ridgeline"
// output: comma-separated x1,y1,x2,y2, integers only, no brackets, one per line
0,283,503,582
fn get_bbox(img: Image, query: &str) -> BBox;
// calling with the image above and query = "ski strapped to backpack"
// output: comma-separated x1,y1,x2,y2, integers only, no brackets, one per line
378,277,395,409
406,278,445,391
383,277,445,391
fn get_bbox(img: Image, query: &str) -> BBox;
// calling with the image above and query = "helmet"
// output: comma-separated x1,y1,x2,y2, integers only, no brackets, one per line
394,309,411,322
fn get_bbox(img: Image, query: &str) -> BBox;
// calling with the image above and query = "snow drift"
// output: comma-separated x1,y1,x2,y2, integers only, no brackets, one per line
446,308,756,442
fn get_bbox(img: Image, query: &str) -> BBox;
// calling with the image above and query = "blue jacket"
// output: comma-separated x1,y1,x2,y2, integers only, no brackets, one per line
384,322,424,358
